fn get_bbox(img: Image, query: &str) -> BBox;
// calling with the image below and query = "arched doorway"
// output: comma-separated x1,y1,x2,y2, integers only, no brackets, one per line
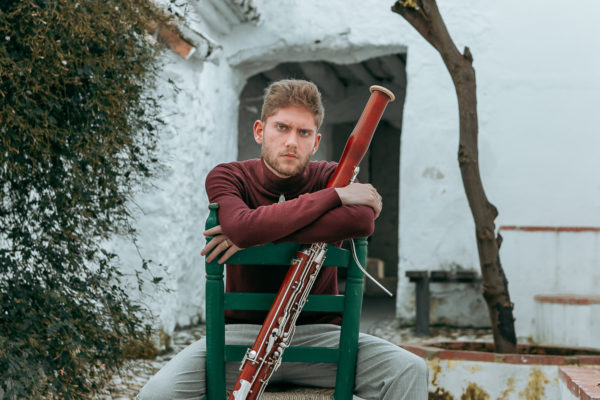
237,54,407,322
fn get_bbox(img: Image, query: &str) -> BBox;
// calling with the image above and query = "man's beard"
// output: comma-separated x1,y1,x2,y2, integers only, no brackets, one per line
262,150,311,178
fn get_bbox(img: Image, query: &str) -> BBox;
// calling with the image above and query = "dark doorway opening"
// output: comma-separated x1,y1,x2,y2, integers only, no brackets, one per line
237,55,407,321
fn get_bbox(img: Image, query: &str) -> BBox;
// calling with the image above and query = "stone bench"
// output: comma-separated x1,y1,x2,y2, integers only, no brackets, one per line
405,270,481,336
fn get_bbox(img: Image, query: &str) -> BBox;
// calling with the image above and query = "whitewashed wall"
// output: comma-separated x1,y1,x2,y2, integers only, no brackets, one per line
111,0,600,338
108,53,241,333
396,0,600,335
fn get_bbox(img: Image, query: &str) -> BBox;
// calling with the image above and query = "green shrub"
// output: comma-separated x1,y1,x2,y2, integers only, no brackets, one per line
0,0,169,398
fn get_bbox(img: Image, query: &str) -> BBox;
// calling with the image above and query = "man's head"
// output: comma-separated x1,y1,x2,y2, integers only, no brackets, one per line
260,79,324,129
254,80,324,178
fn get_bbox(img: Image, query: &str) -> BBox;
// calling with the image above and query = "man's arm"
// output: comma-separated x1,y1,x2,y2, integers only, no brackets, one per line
202,163,382,262
202,200,376,263
205,163,345,248
275,182,383,243
214,189,343,248
274,204,375,244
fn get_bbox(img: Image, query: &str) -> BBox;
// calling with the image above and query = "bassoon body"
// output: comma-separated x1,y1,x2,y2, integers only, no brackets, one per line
229,86,395,400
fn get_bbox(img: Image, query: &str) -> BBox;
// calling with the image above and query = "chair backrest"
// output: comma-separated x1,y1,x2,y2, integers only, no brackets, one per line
205,203,366,400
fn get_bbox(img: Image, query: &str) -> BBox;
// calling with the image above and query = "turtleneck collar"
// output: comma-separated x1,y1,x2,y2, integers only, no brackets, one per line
259,157,310,195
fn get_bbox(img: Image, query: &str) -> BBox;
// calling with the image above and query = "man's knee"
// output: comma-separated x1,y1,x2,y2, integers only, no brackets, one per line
135,370,182,400
136,337,207,399
403,353,428,381
136,376,175,400
371,346,427,385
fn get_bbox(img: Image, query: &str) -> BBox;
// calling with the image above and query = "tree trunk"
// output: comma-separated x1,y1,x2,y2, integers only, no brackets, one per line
391,0,517,353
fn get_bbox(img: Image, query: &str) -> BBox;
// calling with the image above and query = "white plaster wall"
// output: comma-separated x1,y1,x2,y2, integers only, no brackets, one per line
110,0,600,336
226,0,411,79
108,51,242,333
397,0,600,332
113,0,418,334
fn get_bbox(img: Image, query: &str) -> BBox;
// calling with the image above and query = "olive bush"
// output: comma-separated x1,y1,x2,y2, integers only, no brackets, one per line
0,0,169,398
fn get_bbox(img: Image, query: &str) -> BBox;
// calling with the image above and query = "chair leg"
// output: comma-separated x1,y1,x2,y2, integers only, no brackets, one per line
335,238,366,400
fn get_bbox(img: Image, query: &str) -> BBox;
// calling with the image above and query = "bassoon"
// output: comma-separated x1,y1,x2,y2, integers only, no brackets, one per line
229,85,395,400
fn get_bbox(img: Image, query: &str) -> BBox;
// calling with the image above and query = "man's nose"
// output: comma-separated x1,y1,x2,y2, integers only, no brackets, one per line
284,131,298,147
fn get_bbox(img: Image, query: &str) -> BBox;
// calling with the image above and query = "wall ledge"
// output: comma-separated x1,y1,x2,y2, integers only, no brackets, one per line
535,295,600,305
499,225,600,232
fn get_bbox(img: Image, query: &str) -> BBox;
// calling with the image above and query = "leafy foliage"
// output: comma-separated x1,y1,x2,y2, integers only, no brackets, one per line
0,0,168,398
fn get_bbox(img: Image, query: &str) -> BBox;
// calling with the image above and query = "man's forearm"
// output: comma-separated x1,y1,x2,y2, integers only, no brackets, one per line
273,205,374,245
213,188,341,248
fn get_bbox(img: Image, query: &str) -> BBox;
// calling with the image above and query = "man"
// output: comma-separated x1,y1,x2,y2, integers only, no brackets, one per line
137,79,427,400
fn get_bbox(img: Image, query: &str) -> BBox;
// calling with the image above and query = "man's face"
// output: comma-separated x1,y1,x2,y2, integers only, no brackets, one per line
254,105,322,178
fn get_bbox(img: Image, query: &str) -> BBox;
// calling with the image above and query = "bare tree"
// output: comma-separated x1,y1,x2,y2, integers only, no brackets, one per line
391,0,517,353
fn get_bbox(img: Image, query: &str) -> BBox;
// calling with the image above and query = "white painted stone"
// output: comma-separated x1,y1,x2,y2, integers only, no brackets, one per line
560,382,579,400
427,359,560,400
106,0,600,336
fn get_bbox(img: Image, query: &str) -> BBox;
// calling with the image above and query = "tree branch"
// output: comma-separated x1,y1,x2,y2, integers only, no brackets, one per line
392,0,462,67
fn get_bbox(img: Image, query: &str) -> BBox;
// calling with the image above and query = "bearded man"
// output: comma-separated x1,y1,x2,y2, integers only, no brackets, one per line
137,79,427,400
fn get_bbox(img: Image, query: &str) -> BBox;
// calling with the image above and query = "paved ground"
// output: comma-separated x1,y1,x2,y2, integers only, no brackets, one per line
98,297,493,399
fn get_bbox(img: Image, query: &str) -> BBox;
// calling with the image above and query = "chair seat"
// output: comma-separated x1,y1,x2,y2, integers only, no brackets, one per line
262,387,334,400
226,387,334,400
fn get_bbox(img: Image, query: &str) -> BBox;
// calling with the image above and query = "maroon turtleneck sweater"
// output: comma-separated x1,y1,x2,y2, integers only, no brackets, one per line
205,158,375,325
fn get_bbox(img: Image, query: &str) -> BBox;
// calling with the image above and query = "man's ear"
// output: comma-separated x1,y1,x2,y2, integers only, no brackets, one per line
311,133,322,155
253,120,264,144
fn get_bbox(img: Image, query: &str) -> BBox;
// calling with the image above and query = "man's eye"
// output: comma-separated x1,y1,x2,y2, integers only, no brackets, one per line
300,130,310,136
277,124,287,131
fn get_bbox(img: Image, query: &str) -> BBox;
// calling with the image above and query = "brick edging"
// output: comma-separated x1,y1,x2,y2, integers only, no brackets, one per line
559,366,600,400
535,295,600,305
401,342,600,365
499,226,600,233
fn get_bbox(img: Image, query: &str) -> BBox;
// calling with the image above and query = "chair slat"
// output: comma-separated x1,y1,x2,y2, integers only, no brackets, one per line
225,293,345,312
226,242,349,267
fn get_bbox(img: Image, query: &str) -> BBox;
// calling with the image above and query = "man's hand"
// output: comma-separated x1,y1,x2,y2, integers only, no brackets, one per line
335,183,382,219
201,225,242,264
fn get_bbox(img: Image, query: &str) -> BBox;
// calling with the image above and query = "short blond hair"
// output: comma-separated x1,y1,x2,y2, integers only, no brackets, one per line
261,79,324,128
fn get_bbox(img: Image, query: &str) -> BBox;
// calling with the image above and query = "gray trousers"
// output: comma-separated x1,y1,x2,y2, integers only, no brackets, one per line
136,324,427,400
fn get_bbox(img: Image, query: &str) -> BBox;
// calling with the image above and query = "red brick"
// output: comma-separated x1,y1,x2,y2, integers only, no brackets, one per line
560,366,600,400
535,295,600,305
499,226,600,232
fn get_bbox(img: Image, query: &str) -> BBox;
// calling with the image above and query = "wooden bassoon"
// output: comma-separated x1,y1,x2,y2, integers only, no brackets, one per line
229,85,395,400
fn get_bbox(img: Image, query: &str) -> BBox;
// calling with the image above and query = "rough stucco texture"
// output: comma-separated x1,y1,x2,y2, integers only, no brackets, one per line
109,0,600,335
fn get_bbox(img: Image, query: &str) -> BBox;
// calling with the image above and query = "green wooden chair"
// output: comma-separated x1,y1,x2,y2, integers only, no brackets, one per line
204,203,367,400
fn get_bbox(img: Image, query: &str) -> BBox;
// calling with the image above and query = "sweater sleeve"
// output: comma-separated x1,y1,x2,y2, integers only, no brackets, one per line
273,205,375,244
206,164,343,248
